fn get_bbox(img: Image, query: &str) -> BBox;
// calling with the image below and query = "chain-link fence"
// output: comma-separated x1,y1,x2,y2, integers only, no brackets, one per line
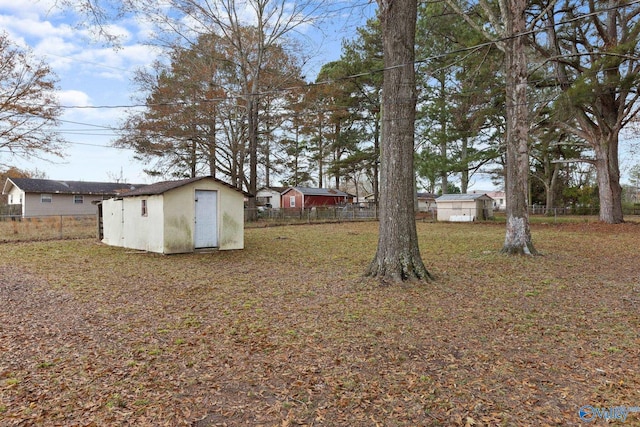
0,215,97,242
0,205,21,216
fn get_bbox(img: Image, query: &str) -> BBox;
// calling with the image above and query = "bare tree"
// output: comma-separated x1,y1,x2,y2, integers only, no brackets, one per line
0,32,64,166
366,0,431,282
64,0,326,200
134,0,323,214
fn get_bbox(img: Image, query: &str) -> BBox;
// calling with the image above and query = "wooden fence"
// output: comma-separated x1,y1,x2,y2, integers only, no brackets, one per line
245,205,379,226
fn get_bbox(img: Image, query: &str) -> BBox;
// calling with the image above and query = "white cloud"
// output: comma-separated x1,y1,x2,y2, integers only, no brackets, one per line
0,0,61,20
58,89,92,107
0,14,75,42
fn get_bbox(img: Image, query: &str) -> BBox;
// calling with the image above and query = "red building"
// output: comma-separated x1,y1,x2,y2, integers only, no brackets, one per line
281,187,354,209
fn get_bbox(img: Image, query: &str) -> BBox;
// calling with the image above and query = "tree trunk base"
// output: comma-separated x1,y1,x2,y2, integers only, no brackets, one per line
500,242,538,256
599,216,624,224
366,255,433,284
502,216,538,255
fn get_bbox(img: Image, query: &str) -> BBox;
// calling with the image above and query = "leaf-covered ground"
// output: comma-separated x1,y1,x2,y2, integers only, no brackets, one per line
1,221,639,426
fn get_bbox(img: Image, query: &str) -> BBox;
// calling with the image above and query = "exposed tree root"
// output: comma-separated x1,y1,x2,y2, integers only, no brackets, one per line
366,255,433,284
500,241,539,256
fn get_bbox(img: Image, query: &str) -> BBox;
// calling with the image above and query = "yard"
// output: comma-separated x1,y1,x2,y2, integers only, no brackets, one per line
1,221,639,426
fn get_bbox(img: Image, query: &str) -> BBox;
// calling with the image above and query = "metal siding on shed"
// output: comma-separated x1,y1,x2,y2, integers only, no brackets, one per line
101,177,244,253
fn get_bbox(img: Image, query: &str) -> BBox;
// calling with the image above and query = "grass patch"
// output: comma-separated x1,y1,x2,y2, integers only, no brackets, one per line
1,221,639,425
0,215,96,242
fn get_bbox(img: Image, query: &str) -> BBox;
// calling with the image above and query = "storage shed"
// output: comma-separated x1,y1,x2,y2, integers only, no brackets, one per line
101,176,247,254
436,193,494,222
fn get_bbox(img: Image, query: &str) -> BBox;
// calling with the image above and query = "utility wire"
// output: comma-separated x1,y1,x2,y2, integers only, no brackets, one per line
7,0,640,139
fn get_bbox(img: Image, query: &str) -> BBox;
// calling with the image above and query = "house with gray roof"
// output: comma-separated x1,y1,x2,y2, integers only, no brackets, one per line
2,178,139,217
436,193,494,222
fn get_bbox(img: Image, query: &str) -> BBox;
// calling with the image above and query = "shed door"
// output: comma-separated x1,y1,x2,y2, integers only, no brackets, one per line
194,190,218,248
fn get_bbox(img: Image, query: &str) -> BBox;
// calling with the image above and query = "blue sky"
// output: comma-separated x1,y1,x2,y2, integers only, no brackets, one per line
0,0,376,184
10,1,638,191
0,0,158,182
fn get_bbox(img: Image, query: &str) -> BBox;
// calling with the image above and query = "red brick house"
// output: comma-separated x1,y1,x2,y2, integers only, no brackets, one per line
281,187,354,209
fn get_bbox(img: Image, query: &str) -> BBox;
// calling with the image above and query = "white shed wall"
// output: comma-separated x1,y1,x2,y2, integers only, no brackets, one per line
102,195,165,252
437,200,478,221
437,197,494,221
102,178,244,254
162,180,244,251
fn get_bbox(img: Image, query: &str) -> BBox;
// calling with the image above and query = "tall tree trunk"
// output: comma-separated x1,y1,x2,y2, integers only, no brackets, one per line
544,2,627,224
438,77,448,194
545,163,559,215
208,115,216,178
373,110,380,206
334,121,341,189
294,123,300,186
247,93,259,219
318,122,324,188
594,135,624,223
264,120,271,188
189,137,197,178
501,0,537,255
367,0,431,282
460,137,469,193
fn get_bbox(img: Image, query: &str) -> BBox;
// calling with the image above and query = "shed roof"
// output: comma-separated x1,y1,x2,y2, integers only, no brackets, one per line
436,193,493,202
257,186,287,194
3,178,138,195
417,192,437,199
120,176,251,197
283,187,353,197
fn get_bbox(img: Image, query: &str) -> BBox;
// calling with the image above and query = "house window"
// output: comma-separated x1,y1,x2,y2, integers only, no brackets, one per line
289,196,295,207
74,195,84,204
41,194,52,203
141,199,148,216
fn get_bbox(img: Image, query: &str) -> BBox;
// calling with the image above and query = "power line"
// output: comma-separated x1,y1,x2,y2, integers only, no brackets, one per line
47,0,639,112
7,0,640,143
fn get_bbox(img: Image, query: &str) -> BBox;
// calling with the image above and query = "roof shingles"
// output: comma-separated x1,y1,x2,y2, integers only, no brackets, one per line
5,178,138,195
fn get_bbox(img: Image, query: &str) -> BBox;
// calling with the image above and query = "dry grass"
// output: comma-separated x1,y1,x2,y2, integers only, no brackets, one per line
0,216,97,242
1,221,639,426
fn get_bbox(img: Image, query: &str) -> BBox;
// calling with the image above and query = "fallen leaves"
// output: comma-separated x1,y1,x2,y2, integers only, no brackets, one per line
1,221,640,425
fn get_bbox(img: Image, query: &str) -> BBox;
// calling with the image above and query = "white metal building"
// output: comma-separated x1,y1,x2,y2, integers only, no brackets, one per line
436,193,494,222
101,176,247,254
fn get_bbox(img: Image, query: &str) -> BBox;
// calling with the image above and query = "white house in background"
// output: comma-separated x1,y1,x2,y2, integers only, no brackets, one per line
255,186,285,209
2,178,137,217
436,193,494,222
486,191,506,211
101,176,248,254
